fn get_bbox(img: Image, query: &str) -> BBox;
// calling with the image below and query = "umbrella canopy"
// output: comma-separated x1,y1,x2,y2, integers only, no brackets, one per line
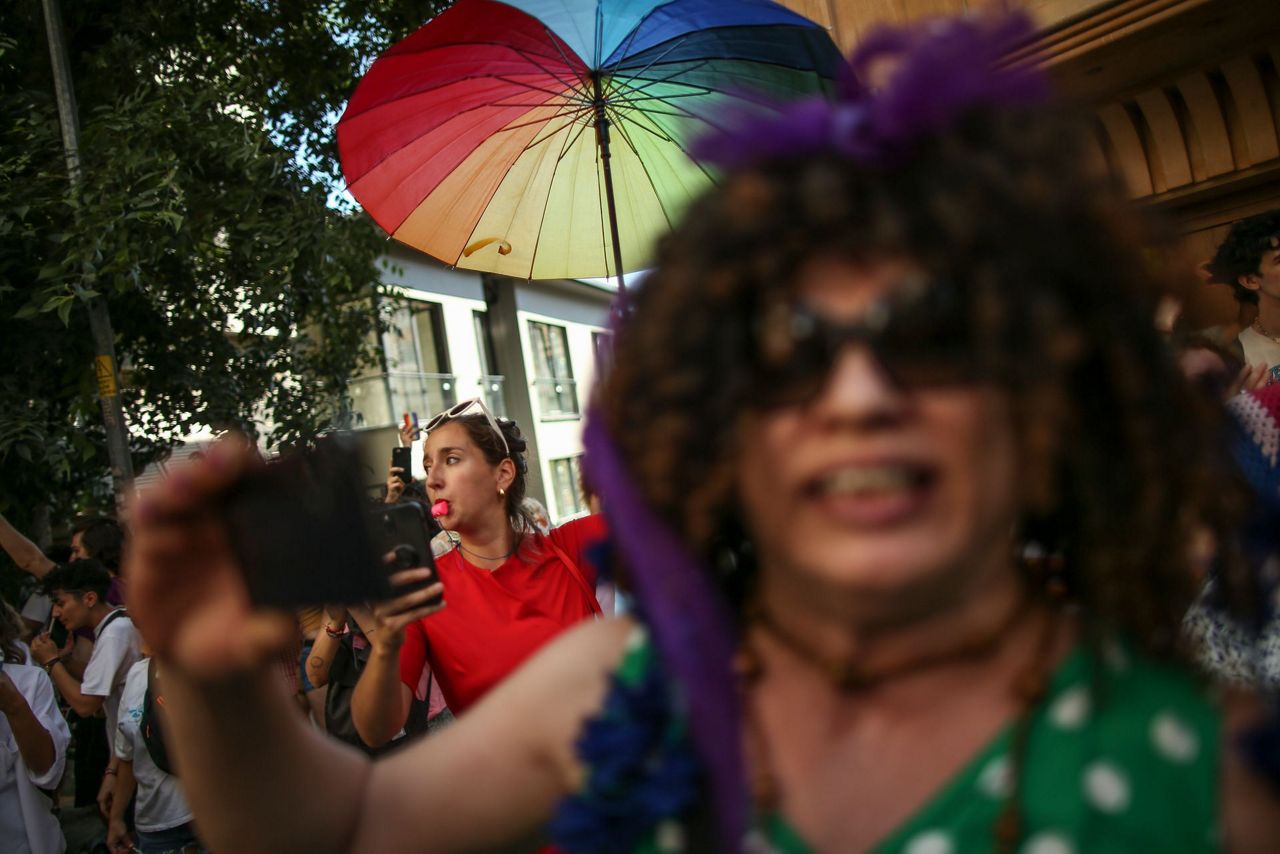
337,0,841,281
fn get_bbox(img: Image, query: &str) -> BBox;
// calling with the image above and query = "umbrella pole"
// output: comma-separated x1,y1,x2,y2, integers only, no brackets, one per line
592,74,627,298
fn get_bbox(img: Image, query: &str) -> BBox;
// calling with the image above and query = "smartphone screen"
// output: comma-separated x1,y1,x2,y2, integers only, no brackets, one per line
391,446,413,485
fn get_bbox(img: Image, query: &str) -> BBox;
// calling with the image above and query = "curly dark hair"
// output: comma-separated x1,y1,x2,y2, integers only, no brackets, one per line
41,558,113,602
1205,209,1280,305
600,107,1251,661
72,516,125,573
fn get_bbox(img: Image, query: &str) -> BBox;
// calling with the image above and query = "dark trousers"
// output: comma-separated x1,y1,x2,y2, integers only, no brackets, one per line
71,712,110,807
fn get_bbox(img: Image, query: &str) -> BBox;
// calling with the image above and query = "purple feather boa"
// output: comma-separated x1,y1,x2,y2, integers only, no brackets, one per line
583,412,746,851
691,14,1048,170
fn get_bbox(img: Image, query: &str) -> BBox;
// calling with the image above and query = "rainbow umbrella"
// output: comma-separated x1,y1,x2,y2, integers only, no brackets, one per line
337,0,841,287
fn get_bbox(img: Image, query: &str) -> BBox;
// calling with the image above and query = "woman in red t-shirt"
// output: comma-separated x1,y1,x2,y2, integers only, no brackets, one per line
348,400,604,747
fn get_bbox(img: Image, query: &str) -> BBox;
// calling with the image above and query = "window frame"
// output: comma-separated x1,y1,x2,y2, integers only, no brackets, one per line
527,319,580,420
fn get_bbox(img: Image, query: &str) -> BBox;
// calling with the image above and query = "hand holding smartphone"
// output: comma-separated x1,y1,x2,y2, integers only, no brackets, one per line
222,437,440,609
368,502,441,604
391,446,414,486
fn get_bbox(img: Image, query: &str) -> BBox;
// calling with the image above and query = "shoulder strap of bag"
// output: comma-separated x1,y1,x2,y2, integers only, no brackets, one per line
95,607,128,640
545,538,603,617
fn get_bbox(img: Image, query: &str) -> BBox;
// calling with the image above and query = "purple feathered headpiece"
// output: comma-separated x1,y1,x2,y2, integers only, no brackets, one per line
585,16,1052,851
692,14,1048,170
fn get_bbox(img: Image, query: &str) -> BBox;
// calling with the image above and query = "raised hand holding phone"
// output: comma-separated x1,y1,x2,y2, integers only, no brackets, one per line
398,413,417,447
385,471,406,503
352,564,444,655
391,445,413,486
126,437,298,679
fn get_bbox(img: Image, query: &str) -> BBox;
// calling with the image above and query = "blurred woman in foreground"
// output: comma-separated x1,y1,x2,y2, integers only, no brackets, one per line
125,17,1280,852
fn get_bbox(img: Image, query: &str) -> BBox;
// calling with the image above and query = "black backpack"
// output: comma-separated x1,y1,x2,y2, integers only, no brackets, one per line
324,632,430,756
140,656,177,775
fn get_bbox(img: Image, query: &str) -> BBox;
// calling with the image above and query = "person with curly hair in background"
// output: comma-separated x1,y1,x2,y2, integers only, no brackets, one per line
1207,209,1280,384
120,16,1280,853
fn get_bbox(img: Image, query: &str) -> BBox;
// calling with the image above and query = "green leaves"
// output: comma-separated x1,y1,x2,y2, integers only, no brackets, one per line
0,0,451,545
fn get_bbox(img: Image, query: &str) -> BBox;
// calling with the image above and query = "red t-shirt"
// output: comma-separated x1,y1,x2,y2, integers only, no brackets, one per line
398,514,606,713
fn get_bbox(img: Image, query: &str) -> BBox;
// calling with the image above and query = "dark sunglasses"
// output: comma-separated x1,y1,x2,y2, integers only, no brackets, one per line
752,277,989,406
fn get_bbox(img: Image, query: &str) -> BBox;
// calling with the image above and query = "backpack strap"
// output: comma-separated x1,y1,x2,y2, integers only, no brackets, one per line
545,538,603,617
94,607,128,640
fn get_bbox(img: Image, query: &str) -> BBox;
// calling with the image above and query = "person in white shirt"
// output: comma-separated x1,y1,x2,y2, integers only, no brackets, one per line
108,657,203,854
29,560,141,821
1,594,70,854
1207,209,1280,382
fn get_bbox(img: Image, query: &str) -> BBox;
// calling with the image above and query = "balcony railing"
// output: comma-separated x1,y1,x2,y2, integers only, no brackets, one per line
347,372,458,429
478,375,506,417
531,376,579,419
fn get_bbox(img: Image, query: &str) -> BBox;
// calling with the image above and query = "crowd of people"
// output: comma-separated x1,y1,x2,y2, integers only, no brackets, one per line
4,14,1280,854
0,394,617,853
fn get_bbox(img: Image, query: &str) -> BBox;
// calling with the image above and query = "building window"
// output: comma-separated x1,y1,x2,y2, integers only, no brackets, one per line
474,310,506,416
382,299,456,421
412,302,451,376
528,320,579,418
550,456,587,519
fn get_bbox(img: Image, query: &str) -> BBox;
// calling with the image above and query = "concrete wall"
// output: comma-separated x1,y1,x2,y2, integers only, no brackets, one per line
514,280,611,521
362,250,612,521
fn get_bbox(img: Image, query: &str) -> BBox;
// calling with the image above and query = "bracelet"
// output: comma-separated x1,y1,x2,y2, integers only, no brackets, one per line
323,623,348,638
104,768,117,776
42,656,61,673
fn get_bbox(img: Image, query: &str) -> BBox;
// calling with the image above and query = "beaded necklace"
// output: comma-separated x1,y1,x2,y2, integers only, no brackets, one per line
736,595,1062,854
1252,319,1280,344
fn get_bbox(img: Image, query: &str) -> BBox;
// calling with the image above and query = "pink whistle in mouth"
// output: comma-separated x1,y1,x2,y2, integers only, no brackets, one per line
431,500,450,518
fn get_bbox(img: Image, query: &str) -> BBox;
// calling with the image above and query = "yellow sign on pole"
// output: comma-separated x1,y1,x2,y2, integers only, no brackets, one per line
95,355,118,398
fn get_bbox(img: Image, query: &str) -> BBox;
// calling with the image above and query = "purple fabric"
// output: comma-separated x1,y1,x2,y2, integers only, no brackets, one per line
691,14,1047,170
582,412,746,851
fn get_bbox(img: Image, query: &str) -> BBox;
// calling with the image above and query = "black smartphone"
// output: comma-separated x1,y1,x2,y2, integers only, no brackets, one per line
367,501,441,603
223,436,395,608
391,446,413,485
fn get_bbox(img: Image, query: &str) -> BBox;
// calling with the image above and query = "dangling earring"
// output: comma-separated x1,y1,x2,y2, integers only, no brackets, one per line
1017,538,1069,600
498,487,506,497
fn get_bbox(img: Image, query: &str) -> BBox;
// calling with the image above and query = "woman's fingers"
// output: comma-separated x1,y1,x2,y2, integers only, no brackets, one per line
125,433,299,679
388,566,434,588
379,579,442,618
381,588,446,632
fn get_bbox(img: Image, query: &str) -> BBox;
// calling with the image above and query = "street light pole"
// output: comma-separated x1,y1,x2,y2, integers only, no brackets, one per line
41,0,135,512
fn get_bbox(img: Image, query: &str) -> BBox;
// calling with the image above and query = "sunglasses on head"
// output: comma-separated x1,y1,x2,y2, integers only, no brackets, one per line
423,398,510,457
752,277,989,406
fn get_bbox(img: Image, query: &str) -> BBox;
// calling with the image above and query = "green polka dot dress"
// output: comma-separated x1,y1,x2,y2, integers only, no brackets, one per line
586,632,1221,853
865,641,1220,853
